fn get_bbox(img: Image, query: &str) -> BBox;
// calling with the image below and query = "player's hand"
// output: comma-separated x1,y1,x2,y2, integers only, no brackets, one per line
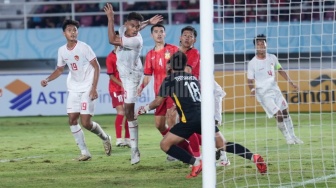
250,88,255,97
148,15,163,25
90,89,98,100
104,3,114,20
41,79,48,87
0,88,2,97
290,82,299,91
137,105,149,116
137,84,144,96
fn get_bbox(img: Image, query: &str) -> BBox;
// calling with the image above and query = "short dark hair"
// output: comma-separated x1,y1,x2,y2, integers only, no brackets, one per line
151,24,165,33
115,31,119,35
62,19,79,31
168,51,187,71
181,26,197,38
253,34,267,46
127,12,144,22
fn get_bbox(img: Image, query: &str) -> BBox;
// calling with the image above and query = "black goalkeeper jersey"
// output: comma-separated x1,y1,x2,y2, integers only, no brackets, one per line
158,72,201,123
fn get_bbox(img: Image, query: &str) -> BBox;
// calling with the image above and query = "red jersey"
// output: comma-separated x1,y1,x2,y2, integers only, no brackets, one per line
106,51,123,93
144,44,179,95
185,48,200,79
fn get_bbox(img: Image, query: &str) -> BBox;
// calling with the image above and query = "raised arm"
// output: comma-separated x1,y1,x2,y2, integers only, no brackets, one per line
104,3,122,46
139,14,163,31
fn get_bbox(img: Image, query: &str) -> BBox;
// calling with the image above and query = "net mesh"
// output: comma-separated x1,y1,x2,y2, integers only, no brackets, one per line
212,0,336,187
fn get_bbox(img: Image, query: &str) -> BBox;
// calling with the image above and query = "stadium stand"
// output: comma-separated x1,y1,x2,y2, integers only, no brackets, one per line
1,0,335,29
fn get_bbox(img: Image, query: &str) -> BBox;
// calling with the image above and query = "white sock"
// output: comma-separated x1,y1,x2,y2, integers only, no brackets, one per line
220,150,228,160
277,122,292,140
70,124,89,155
128,120,138,149
90,121,108,140
284,116,296,138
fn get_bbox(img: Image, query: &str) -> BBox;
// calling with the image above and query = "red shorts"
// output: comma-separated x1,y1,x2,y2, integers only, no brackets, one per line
110,91,124,108
155,97,174,116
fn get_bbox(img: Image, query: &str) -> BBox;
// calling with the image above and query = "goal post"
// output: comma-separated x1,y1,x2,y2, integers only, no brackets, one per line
203,0,336,187
200,0,216,187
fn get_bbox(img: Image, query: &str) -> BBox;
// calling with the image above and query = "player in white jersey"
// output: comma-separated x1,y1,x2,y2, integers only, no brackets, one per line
247,34,303,145
104,3,162,165
40,19,112,161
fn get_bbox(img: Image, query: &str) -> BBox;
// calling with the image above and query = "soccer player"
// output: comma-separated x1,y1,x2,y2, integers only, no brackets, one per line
137,23,192,161
247,34,303,144
137,51,267,178
106,31,130,147
104,3,162,165
179,26,227,163
40,19,112,161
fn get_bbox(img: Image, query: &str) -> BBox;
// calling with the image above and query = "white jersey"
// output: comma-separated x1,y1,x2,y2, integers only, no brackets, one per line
57,40,98,92
247,53,282,95
116,26,143,75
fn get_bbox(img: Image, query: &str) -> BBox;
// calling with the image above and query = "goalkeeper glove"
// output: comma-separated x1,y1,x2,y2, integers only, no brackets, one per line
137,105,150,115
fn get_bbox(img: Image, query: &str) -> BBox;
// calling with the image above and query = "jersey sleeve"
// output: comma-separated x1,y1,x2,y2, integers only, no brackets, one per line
57,48,66,67
143,51,154,75
186,49,200,69
247,60,255,79
157,77,171,98
84,44,97,62
272,54,282,70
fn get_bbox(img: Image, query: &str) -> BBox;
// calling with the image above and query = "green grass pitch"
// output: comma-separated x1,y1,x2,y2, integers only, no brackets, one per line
0,113,335,188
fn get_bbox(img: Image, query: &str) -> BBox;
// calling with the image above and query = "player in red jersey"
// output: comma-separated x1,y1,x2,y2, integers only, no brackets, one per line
137,24,193,160
106,31,130,147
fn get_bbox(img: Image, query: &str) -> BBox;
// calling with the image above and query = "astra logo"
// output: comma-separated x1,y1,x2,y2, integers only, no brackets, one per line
5,79,32,111
283,74,336,104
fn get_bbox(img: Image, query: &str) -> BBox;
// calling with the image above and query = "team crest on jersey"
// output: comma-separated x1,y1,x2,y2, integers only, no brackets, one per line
74,55,79,61
164,51,171,60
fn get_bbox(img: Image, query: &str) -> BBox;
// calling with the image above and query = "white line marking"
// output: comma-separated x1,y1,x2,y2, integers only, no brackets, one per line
278,174,336,188
0,156,43,163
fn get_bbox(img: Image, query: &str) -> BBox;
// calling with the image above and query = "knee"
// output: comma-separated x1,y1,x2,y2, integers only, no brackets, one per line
160,140,169,152
68,118,78,125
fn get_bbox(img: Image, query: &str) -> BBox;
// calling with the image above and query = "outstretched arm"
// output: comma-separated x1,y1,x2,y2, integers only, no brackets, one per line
247,79,255,96
278,68,299,91
104,3,122,46
139,15,163,31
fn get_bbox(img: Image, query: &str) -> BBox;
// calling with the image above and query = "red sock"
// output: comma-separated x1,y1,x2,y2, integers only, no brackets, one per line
177,140,193,156
124,120,130,138
160,127,170,137
188,133,201,157
115,114,123,138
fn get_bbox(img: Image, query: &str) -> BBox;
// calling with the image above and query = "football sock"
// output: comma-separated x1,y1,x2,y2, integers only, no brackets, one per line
284,116,296,138
70,124,89,155
177,140,193,155
160,126,170,137
277,121,292,140
128,120,139,148
90,121,108,140
124,120,130,138
225,142,253,160
115,114,123,138
188,133,201,157
166,145,195,165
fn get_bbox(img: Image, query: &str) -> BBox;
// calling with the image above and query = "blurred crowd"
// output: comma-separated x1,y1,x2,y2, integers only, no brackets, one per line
27,0,336,29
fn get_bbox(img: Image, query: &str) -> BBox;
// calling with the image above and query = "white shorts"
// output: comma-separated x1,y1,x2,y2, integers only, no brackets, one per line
119,69,142,103
67,90,95,115
256,89,288,118
214,81,226,123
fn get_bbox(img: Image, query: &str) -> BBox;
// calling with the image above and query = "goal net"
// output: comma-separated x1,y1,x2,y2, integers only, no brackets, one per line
210,0,336,187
